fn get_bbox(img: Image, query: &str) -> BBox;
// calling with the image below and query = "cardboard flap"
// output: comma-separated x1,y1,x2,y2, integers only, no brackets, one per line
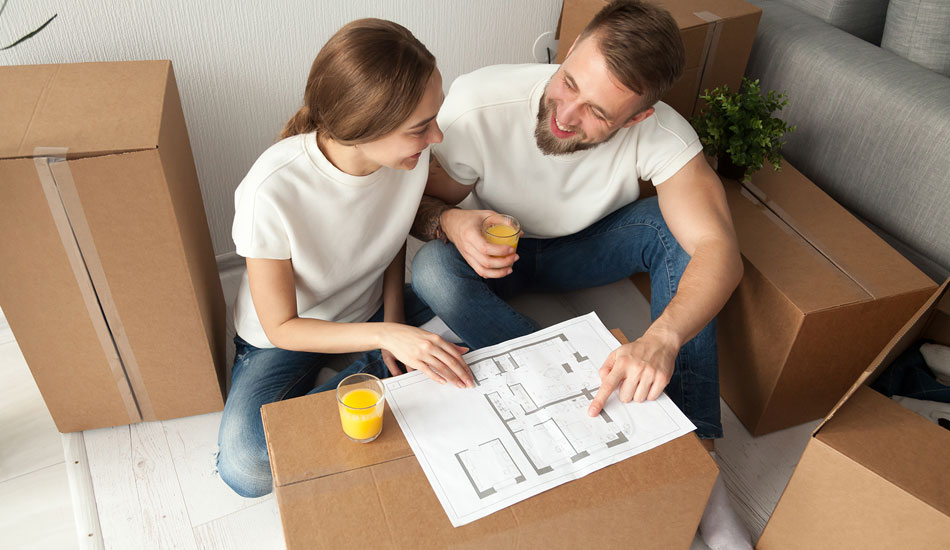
744,161,936,298
0,64,57,158
723,177,869,313
815,279,950,434
261,391,415,488
0,61,171,159
816,386,950,516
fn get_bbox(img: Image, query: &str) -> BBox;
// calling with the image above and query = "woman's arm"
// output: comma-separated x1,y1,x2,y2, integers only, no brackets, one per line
246,256,473,387
380,243,407,375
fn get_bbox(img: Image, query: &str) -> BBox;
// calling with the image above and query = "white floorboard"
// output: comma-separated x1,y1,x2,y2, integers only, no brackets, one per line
163,412,271,527
193,500,284,550
84,423,197,550
0,463,78,550
0,335,79,550
0,340,67,483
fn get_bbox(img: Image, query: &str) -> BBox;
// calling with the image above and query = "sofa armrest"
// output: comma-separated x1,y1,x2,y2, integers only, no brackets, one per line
746,0,950,277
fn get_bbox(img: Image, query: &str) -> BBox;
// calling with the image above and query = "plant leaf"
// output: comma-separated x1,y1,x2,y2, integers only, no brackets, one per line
1,13,57,51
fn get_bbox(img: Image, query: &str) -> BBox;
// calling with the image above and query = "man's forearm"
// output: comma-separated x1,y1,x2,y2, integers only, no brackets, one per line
411,195,457,242
647,238,743,348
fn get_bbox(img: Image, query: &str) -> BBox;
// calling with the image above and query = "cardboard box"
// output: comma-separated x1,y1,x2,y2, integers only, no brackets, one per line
0,61,227,432
631,160,937,435
556,0,761,118
261,330,718,549
716,160,937,435
756,281,950,549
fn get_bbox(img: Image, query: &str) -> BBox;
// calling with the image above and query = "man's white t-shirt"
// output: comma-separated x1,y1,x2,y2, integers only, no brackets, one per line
231,133,428,348
433,64,703,239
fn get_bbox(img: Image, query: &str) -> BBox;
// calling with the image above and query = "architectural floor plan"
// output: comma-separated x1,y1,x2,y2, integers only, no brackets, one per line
384,313,695,527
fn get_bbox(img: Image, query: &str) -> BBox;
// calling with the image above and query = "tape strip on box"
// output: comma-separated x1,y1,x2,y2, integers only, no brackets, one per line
742,179,882,297
693,11,724,101
33,147,154,423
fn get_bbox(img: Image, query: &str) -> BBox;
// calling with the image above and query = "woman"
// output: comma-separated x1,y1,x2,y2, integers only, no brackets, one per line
217,19,472,498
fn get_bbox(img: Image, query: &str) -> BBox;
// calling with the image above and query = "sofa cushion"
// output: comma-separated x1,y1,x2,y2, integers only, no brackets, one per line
746,0,950,279
881,0,950,77
780,0,890,44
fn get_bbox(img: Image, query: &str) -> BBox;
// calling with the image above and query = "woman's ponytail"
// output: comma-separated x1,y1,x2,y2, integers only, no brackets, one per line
280,105,318,140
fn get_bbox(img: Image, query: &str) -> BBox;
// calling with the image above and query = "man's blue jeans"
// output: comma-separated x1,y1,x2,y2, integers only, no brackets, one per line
216,286,435,498
412,197,723,440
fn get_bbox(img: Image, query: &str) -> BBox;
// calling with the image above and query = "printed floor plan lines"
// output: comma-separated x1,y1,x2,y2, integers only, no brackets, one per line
455,439,526,499
384,312,697,526
462,331,629,489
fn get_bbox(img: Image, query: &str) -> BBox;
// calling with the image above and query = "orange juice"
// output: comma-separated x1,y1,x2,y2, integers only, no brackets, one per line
338,388,383,441
482,213,521,253
484,224,520,250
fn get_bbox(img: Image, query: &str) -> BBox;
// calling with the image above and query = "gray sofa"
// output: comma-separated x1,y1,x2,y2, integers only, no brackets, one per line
745,0,950,281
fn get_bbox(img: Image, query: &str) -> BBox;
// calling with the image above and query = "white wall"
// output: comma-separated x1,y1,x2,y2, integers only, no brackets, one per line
1,0,561,255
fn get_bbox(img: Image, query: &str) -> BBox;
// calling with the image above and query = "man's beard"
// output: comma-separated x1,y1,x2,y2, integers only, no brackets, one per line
533,93,620,156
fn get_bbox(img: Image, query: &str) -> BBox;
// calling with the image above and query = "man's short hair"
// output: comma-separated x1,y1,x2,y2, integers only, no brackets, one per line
577,0,685,111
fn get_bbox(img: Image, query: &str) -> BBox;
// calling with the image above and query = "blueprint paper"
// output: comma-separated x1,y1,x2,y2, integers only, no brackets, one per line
383,312,697,527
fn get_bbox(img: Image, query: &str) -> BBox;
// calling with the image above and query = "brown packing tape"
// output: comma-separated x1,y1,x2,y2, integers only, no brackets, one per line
737,186,798,239
693,11,723,102
741,179,883,298
33,147,153,423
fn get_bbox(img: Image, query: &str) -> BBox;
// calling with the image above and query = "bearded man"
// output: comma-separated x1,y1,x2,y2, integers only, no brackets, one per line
411,2,749,547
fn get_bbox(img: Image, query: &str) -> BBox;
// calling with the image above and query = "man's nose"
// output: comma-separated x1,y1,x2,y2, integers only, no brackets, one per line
558,100,583,128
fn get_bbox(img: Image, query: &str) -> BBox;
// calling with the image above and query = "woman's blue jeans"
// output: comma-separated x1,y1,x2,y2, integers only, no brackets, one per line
216,286,435,498
411,197,723,440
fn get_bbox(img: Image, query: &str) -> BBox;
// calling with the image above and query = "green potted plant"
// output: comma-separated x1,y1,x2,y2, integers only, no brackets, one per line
691,77,795,182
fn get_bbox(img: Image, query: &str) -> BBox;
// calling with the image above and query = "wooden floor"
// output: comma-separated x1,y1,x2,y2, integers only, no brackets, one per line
0,250,820,549
0,312,79,550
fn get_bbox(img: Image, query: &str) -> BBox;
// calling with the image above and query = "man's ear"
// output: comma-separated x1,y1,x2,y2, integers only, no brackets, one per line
623,106,655,128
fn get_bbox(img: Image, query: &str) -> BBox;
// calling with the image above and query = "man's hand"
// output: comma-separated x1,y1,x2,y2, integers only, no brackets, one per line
587,331,680,417
441,208,519,279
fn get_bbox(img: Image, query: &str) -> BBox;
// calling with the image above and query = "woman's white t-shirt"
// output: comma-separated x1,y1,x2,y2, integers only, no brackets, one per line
231,133,429,348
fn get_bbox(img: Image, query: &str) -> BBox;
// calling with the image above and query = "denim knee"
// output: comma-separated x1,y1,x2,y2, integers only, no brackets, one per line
411,240,465,303
216,435,273,498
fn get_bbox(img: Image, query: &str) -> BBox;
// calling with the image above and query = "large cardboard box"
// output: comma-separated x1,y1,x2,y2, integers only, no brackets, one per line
0,61,227,432
718,161,937,435
756,281,950,549
556,0,761,119
262,331,718,549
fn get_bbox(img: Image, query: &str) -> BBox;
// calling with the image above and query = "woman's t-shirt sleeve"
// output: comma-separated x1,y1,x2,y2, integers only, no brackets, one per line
232,183,291,260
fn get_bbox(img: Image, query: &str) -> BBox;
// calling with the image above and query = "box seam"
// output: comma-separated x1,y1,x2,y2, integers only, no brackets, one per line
277,454,416,489
14,64,60,159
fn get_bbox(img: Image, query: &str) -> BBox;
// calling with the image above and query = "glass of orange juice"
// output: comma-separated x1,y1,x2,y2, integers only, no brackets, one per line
336,373,385,443
482,214,521,253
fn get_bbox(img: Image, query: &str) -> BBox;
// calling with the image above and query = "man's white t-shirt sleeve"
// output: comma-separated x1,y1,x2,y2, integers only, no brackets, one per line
432,120,482,187
232,187,291,259
432,76,484,186
637,106,704,185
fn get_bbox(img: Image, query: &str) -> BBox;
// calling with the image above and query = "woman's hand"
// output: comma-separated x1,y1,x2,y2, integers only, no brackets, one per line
381,323,472,388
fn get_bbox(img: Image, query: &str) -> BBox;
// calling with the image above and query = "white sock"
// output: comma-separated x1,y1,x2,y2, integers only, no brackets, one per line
920,343,950,385
698,463,753,550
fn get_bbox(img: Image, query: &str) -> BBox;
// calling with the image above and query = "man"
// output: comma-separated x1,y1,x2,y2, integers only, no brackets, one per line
411,1,748,548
